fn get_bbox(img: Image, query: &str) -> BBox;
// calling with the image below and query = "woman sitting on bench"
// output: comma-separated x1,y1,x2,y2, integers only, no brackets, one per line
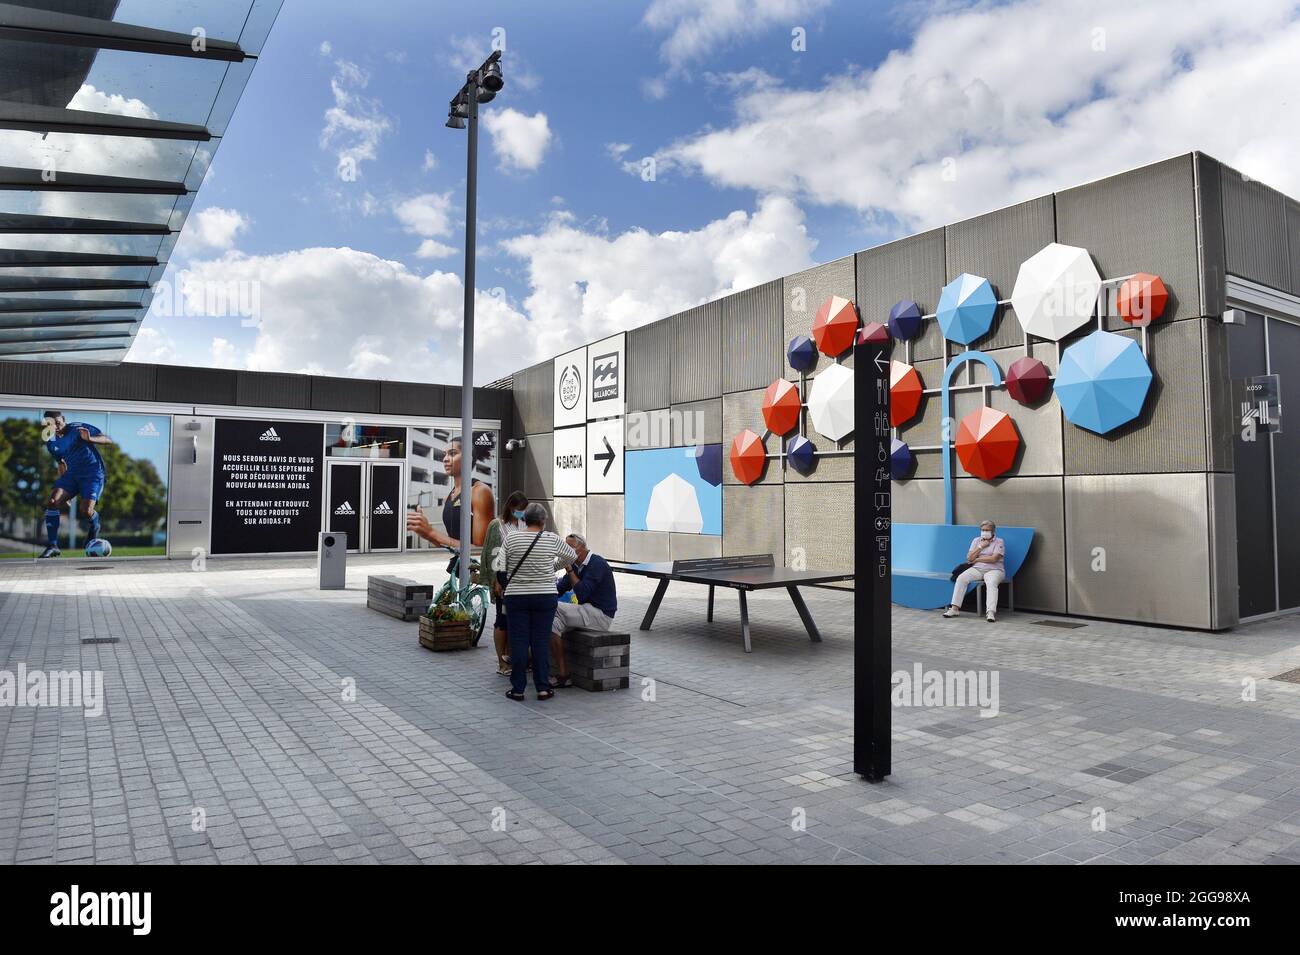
943,520,1005,623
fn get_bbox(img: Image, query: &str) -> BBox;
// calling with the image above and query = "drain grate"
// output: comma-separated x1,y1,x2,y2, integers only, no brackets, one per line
1031,619,1087,629
1271,667,1300,684
77,566,113,571
80,637,120,645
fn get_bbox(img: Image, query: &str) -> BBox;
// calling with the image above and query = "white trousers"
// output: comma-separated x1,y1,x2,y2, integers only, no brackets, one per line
553,600,612,635
951,566,1005,611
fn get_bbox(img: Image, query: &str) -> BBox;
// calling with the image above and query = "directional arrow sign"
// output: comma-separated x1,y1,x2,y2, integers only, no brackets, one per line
585,418,624,493
595,435,616,476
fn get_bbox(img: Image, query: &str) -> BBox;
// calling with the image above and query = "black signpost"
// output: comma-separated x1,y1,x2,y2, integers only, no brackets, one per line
854,334,891,782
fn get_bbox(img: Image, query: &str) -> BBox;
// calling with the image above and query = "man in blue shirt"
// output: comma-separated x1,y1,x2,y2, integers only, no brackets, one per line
549,532,617,688
39,410,114,558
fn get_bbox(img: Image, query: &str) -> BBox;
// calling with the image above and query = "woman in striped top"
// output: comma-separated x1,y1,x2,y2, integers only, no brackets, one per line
501,502,576,700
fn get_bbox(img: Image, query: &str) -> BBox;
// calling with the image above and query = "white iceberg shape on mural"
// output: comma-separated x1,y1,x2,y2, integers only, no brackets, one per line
645,473,704,533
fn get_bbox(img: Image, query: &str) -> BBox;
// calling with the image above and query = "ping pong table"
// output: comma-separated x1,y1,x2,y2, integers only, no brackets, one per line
611,555,852,652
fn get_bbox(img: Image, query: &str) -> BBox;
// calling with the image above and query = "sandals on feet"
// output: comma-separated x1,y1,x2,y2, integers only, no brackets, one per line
536,689,555,701
549,675,571,689
505,689,526,701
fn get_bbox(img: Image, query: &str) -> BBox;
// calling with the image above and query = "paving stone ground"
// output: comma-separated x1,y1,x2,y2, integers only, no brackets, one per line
2,553,1299,865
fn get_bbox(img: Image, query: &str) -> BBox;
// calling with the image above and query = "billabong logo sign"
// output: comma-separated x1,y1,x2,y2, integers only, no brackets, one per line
334,501,355,515
372,500,393,515
50,885,151,935
135,421,160,438
259,427,280,442
592,352,619,402
558,364,582,411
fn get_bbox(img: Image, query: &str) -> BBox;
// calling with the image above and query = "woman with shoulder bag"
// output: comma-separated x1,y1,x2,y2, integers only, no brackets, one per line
500,503,576,701
483,491,529,676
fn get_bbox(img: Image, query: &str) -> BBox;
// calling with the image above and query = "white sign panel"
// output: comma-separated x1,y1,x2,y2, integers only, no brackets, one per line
586,332,625,420
554,346,587,428
553,425,586,497
586,418,624,494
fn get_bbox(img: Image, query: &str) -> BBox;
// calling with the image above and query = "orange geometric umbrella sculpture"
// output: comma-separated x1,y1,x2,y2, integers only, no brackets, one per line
889,360,923,427
1115,272,1168,327
812,295,859,357
729,429,766,485
761,378,801,435
954,406,1019,479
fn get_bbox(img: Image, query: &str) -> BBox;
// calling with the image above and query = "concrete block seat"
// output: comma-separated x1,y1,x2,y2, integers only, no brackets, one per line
891,523,1034,611
565,627,630,691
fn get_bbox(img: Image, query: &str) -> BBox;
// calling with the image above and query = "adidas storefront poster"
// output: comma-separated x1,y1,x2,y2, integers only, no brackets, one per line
211,418,324,555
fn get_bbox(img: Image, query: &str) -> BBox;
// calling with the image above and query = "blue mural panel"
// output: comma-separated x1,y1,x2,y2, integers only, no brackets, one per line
625,445,723,535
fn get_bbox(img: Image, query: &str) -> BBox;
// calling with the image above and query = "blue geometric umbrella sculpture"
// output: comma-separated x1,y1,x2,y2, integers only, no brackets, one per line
936,273,998,345
1054,330,1153,434
889,438,914,480
787,435,816,475
887,299,923,340
693,444,723,486
787,335,818,372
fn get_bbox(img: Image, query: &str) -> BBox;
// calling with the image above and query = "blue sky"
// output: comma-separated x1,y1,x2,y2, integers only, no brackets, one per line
129,0,1300,382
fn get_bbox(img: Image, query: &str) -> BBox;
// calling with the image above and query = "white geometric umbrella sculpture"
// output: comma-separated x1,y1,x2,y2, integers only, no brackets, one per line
1010,242,1103,341
807,362,855,441
646,473,704,533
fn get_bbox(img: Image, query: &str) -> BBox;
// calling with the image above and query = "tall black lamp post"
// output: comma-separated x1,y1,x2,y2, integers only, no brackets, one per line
445,50,504,587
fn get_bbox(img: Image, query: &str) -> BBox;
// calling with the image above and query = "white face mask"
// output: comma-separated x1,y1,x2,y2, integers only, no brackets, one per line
980,530,993,540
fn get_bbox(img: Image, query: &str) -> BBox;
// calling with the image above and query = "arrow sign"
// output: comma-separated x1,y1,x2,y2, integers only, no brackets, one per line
873,350,887,373
594,435,616,476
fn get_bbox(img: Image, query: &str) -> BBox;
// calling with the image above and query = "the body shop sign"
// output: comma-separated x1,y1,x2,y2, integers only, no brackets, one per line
554,346,587,428
211,419,324,554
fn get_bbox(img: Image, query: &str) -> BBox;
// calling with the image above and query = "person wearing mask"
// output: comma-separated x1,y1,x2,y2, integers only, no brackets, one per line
547,532,617,689
406,435,494,549
482,491,529,676
501,503,576,701
944,520,1005,623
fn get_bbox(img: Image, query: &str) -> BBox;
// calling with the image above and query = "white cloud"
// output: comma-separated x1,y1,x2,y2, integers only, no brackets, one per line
210,337,243,369
319,40,332,55
393,191,455,238
650,0,1300,231
415,239,458,259
182,207,250,252
320,59,393,181
643,0,831,68
125,327,177,364
482,108,552,172
422,149,437,172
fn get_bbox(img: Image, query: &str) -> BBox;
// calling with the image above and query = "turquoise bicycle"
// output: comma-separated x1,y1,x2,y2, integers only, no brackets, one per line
431,546,491,645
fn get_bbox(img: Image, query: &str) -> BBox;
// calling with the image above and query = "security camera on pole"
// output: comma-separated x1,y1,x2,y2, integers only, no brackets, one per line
445,50,504,587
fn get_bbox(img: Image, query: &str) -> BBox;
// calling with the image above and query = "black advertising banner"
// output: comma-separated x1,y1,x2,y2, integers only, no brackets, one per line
368,464,401,550
327,462,362,550
211,419,324,555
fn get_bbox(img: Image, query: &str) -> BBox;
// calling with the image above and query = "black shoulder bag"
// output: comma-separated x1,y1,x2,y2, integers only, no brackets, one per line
499,531,543,592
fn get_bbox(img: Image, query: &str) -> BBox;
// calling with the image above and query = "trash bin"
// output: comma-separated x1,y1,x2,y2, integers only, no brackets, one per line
318,531,346,589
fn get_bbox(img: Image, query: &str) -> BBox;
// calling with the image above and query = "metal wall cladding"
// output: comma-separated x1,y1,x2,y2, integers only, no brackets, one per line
1064,472,1213,629
784,482,853,574
1207,472,1239,629
1063,320,1209,474
236,370,310,409
1288,198,1300,296
1056,154,1201,321
784,256,856,380
310,375,381,415
945,195,1056,352
670,398,721,446
627,317,672,412
380,379,444,418
522,431,553,501
975,344,1063,477
151,364,232,404
586,494,625,561
512,361,552,436
550,497,587,541
1221,166,1291,291
1195,153,1227,316
722,388,783,485
891,477,943,524
626,409,670,449
0,359,156,401
953,475,1068,613
625,529,670,563
1269,317,1300,611
670,302,722,404
722,279,782,394
854,229,946,362
723,483,785,560
1202,318,1234,473
671,533,722,561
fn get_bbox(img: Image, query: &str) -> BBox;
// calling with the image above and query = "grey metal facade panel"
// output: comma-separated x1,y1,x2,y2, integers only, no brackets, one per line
723,483,785,560
670,533,722,561
522,430,553,501
625,529,670,563
891,477,943,524
1287,197,1300,296
1221,167,1290,291
976,344,1063,477
1063,321,1208,474
310,375,381,414
626,409,670,449
1195,153,1227,316
156,364,236,405
670,302,723,403
550,497,587,540
379,380,444,418
236,370,310,409
944,195,1056,352
722,279,782,394
1202,318,1234,473
951,475,1067,613
586,494,624,561
784,256,856,381
1056,154,1200,322
0,359,156,401
784,482,853,574
627,318,671,412
1206,471,1238,629
722,388,782,485
670,398,721,446
1064,473,1213,629
512,361,552,435
854,229,945,361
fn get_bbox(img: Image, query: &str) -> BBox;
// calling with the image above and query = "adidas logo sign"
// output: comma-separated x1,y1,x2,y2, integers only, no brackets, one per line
474,433,493,447
372,501,393,515
334,501,355,515
135,421,160,438
259,427,280,442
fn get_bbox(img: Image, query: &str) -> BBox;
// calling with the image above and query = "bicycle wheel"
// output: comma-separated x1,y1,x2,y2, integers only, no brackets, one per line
464,586,490,646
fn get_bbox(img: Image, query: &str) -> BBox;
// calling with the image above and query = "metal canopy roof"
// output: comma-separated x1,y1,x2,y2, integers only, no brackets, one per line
0,0,282,362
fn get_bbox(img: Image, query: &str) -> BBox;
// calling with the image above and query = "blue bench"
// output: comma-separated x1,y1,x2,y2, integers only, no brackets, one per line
892,523,1034,611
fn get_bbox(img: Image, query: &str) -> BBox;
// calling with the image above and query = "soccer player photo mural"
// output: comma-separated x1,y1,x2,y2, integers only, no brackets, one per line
0,407,171,559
